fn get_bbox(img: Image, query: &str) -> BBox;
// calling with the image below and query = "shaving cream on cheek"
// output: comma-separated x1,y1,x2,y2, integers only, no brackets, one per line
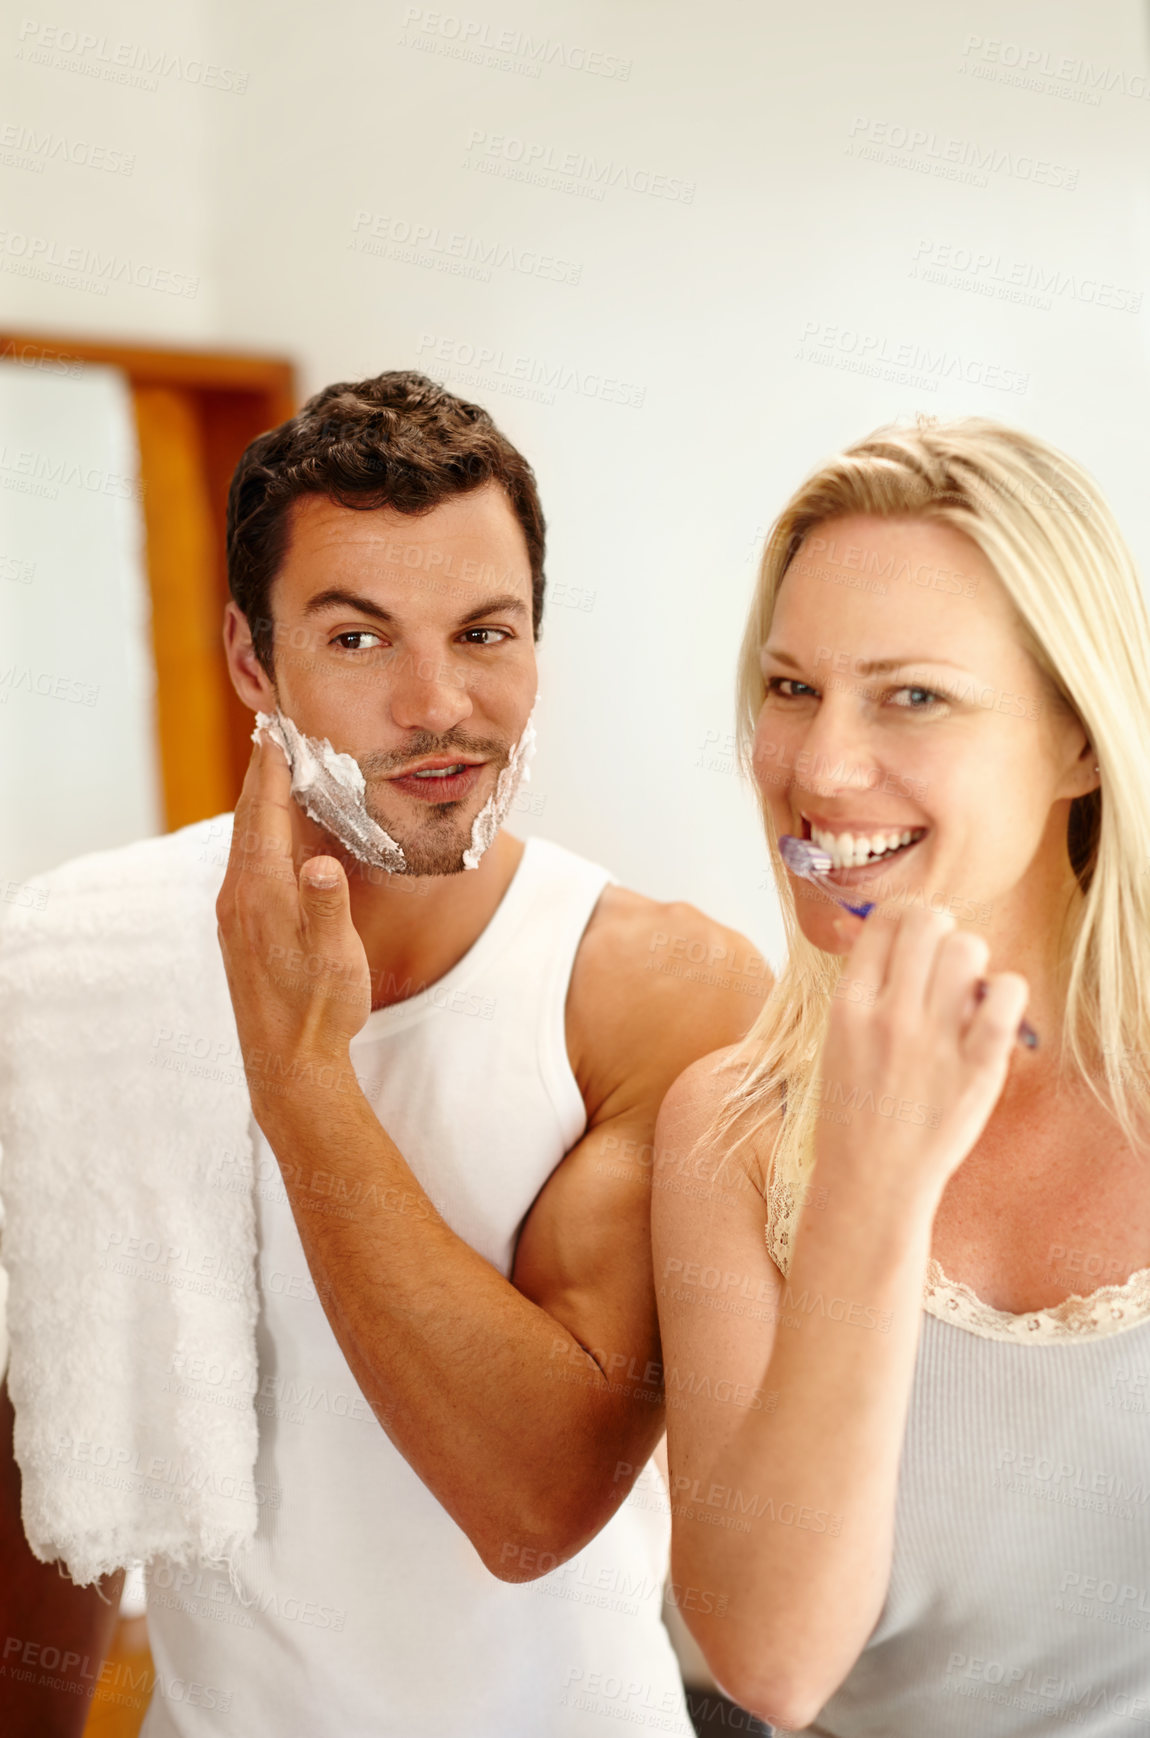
252,694,540,876
461,694,539,871
252,710,407,874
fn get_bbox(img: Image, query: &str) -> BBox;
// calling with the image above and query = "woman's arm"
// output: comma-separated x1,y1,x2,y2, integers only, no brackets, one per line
653,1063,934,1729
653,907,1029,1730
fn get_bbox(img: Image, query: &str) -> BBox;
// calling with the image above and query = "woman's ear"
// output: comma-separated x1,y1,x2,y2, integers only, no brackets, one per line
1065,736,1102,799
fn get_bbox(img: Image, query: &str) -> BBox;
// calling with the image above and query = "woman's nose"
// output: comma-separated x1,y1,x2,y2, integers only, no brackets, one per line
794,690,881,799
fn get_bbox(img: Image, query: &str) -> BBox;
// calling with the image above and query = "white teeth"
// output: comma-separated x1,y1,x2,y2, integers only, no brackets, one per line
809,823,923,869
411,764,467,779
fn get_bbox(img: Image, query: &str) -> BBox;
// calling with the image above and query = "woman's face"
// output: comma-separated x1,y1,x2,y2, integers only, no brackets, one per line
752,513,1098,957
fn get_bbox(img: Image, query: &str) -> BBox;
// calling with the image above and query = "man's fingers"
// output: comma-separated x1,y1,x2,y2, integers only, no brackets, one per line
226,733,297,893
302,855,343,891
299,855,354,944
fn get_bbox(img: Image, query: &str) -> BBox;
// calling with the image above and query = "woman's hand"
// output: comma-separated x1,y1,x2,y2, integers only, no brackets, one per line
815,906,1031,1198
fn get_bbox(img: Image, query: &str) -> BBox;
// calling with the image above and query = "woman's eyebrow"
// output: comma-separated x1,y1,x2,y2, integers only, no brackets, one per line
844,656,969,677
763,647,971,676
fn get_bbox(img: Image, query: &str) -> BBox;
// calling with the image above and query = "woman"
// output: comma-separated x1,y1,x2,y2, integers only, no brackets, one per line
653,418,1150,1735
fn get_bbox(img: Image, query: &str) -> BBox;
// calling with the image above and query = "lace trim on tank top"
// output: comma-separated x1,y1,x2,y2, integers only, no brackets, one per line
764,1117,1150,1345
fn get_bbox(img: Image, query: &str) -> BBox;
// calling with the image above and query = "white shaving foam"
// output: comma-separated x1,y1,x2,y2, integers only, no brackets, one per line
252,696,539,876
252,710,407,874
462,695,538,870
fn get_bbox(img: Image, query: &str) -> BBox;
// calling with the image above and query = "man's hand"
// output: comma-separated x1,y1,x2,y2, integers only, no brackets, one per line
215,736,372,1114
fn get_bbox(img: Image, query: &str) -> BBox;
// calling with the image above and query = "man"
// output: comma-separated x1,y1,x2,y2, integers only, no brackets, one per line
0,371,771,1735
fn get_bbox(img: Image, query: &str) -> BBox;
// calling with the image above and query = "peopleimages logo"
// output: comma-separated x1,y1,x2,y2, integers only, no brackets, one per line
463,129,696,204
0,230,199,296
846,116,1078,191
16,19,249,93
399,7,632,81
0,442,144,499
415,332,646,410
0,663,98,706
0,123,135,175
796,320,1029,396
960,35,1150,103
911,239,1142,315
350,209,582,285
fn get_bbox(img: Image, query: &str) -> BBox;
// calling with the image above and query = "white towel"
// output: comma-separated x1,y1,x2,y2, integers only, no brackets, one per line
0,813,260,1588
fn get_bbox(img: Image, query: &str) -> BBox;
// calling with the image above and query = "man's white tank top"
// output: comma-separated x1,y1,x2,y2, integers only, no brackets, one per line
141,837,690,1737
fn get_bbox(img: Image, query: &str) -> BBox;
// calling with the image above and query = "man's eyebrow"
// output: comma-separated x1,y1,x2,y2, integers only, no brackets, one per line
298,590,528,632
302,588,394,623
458,593,529,626
300,588,530,628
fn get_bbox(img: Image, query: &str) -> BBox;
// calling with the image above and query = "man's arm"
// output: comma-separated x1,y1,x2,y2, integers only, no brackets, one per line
217,743,774,1578
0,1379,124,1736
505,886,774,1569
251,917,768,1578
216,739,772,1578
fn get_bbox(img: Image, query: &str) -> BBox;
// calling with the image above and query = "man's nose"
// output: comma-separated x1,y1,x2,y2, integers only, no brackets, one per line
386,648,473,735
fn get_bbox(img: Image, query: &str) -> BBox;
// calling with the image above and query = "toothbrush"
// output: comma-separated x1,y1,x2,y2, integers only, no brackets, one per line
778,834,1039,1050
779,834,876,919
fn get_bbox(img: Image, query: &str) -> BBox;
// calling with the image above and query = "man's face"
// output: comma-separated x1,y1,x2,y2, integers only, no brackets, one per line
225,483,539,877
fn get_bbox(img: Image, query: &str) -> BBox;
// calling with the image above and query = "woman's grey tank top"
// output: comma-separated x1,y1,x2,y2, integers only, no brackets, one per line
806,1311,1150,1737
764,1114,1150,1737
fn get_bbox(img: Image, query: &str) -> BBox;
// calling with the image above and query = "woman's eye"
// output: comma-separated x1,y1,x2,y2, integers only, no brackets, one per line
765,675,817,699
890,685,945,710
332,631,384,651
460,627,509,646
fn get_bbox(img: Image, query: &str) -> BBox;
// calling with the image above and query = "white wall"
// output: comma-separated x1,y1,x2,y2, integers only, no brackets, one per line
3,0,1149,963
2,0,218,338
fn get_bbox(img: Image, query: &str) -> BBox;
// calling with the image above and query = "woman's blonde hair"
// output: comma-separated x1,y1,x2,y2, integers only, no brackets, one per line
718,416,1150,1189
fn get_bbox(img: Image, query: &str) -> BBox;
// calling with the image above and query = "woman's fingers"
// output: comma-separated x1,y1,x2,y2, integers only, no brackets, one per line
831,901,1031,1083
832,900,901,1014
879,907,962,1031
818,904,1031,1190
921,924,991,1035
961,971,1032,1068
837,907,971,1040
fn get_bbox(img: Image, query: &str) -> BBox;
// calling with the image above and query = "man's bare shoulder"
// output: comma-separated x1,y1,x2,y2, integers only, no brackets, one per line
577,883,772,1005
567,884,773,1118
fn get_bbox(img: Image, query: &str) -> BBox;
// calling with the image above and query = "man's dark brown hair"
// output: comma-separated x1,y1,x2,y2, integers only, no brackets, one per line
226,369,547,674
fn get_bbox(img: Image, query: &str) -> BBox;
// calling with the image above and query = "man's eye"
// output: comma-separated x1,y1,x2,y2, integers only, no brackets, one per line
460,627,508,645
765,676,817,699
332,631,384,651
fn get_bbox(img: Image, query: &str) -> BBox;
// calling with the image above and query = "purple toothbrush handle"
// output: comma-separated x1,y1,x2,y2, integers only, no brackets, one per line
973,980,1039,1050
